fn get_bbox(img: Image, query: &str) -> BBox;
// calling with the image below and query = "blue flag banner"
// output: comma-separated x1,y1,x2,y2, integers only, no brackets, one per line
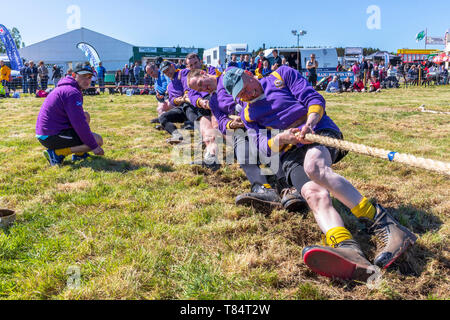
0,24,23,71
76,42,101,68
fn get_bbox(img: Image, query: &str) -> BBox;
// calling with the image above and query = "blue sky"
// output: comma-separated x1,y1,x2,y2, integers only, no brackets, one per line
3,0,449,52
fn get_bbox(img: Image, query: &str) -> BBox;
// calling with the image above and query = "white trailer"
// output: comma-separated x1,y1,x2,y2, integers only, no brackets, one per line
203,46,226,68
263,47,338,71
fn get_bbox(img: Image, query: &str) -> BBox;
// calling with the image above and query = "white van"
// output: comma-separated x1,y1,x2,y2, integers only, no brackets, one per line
263,47,338,71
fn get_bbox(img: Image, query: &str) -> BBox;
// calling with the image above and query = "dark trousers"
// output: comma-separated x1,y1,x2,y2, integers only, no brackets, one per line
29,78,38,94
233,128,287,189
159,106,188,135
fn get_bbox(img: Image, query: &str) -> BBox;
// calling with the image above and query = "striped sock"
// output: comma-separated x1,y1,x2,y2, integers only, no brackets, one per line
351,197,376,220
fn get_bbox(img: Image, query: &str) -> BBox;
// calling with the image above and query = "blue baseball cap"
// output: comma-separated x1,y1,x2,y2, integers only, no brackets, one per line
223,67,245,100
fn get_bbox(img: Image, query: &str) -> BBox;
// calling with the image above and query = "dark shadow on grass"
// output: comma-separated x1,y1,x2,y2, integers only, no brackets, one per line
67,157,147,173
331,199,445,279
152,163,175,173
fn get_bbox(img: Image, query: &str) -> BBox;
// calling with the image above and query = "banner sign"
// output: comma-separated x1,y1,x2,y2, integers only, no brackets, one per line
0,24,23,71
76,42,101,68
425,37,445,45
302,71,355,82
139,47,157,53
181,48,198,54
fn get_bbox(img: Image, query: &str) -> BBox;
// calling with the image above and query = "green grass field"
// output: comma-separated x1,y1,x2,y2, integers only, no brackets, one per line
0,86,449,300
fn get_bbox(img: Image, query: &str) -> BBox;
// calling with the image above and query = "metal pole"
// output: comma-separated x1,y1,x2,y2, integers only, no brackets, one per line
297,34,300,71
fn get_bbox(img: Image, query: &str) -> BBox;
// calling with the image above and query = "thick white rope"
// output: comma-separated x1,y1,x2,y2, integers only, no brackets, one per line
297,133,450,176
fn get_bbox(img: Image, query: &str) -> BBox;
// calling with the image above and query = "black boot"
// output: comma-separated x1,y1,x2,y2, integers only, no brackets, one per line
280,187,309,213
235,183,282,210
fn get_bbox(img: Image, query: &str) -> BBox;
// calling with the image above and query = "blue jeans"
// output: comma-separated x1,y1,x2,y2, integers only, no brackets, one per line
134,75,140,86
23,79,29,93
98,77,105,92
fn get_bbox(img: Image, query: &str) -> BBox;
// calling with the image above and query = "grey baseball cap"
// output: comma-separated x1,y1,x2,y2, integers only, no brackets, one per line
223,67,245,100
159,60,172,72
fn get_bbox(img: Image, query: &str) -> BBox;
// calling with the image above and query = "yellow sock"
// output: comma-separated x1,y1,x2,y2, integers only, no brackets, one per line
325,227,353,247
351,197,376,220
55,148,72,157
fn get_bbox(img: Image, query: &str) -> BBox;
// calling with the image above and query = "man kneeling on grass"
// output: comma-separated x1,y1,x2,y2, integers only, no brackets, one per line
36,63,104,166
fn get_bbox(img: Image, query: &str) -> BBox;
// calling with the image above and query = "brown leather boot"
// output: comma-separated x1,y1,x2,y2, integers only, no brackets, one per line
368,204,417,269
302,239,375,281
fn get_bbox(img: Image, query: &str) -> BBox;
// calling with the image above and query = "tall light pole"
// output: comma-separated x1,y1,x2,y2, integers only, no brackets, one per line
291,29,307,71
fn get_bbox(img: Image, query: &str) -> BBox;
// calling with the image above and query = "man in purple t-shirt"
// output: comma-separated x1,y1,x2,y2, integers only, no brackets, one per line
36,63,104,166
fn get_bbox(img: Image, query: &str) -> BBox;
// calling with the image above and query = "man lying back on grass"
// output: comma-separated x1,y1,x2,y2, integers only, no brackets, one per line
35,63,104,166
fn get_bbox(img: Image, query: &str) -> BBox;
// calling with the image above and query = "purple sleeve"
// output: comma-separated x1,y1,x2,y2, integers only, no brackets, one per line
64,92,98,150
168,81,183,106
279,66,326,110
209,94,231,135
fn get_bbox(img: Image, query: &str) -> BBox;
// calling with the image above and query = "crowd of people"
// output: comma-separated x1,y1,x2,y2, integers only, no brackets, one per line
33,51,421,284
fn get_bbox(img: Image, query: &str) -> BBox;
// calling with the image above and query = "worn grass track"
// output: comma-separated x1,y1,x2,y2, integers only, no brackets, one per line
0,85,448,300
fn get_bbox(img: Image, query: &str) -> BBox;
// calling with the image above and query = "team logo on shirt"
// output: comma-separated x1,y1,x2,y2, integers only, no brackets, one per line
274,79,285,89
76,101,82,107
0,28,4,34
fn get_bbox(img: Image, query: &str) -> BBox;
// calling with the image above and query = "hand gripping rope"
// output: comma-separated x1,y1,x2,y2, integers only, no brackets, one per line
295,133,450,176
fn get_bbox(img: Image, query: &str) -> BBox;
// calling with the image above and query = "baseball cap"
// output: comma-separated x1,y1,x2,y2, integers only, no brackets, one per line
74,63,93,75
223,68,245,100
159,60,172,72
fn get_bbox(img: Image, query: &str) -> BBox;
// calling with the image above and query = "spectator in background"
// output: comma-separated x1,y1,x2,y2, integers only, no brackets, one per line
115,69,123,94
261,59,271,77
369,76,381,92
282,57,289,67
216,59,225,72
342,76,353,92
29,61,39,94
371,65,379,79
52,65,62,88
38,61,49,91
176,59,186,69
325,76,341,93
0,60,11,97
385,65,399,88
272,49,282,70
360,58,368,83
351,61,360,76
306,54,318,87
241,54,250,70
442,66,448,85
288,52,298,70
123,64,130,85
249,56,257,73
96,62,106,93
20,62,30,94
228,54,239,68
133,62,142,86
352,76,365,92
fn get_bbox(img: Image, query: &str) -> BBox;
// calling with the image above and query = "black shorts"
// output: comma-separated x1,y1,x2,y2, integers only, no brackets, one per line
185,104,211,122
281,129,348,184
37,128,84,150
